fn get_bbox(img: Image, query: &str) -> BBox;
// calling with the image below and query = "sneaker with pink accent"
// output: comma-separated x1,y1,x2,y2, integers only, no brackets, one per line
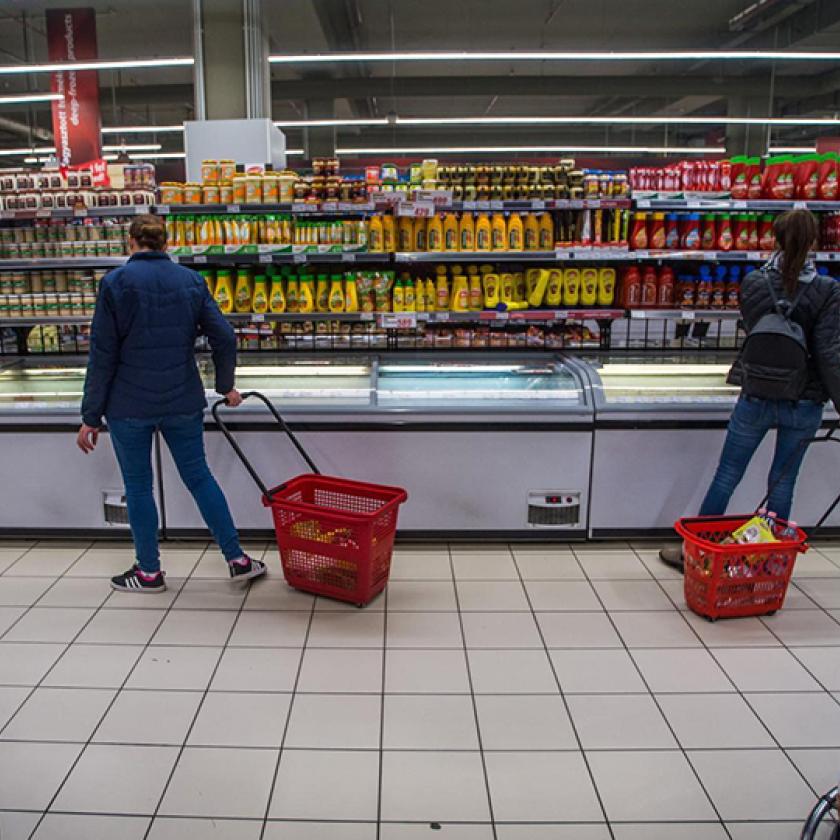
111,565,167,593
228,554,267,583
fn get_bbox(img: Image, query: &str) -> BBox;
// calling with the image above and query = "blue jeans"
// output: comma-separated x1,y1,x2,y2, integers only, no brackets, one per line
108,412,242,573
700,395,823,521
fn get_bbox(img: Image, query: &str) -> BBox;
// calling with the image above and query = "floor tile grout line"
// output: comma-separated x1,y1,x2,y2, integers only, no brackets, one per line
571,543,733,839
510,543,618,840
256,591,318,840
22,543,211,840
374,586,388,840
449,544,499,840
0,541,91,579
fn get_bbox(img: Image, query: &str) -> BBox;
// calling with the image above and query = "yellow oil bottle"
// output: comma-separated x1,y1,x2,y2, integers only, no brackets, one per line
545,269,563,306
469,273,483,310
483,273,500,308
443,212,459,251
397,216,414,251
526,268,541,300
315,274,330,311
598,267,617,305
491,213,507,251
403,274,416,311
382,214,396,252
538,213,554,250
251,274,269,314
475,213,492,251
425,276,437,311
392,277,405,312
524,213,540,250
345,274,359,312
213,269,234,314
286,276,299,312
328,274,345,312
451,275,470,311
580,267,598,306
414,277,425,312
436,274,450,309
413,217,427,251
427,214,444,251
368,215,384,252
459,213,475,251
507,214,524,251
298,277,315,313
268,276,286,313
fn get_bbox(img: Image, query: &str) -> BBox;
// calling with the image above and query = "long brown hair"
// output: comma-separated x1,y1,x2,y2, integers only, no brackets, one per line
773,209,818,297
128,214,167,251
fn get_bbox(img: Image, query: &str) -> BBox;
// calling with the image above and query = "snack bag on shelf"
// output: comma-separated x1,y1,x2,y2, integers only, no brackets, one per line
818,153,839,201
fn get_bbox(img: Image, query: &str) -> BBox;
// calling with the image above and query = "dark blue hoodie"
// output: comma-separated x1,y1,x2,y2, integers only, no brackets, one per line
81,251,236,427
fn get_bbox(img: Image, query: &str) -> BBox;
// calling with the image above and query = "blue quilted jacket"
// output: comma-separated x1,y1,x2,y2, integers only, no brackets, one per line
81,251,236,427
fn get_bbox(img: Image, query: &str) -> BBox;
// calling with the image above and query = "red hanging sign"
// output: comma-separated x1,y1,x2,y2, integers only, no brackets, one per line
46,8,102,168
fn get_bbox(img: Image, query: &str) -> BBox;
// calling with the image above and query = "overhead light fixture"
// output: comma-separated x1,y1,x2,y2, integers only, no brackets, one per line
396,115,840,127
126,152,186,160
101,125,184,134
768,145,818,153
273,118,389,128
335,145,727,156
285,149,305,156
0,57,194,75
102,143,162,152
24,154,119,163
0,92,63,105
270,50,840,64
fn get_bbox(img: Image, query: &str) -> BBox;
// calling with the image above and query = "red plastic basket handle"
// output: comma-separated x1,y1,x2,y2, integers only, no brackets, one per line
211,391,320,499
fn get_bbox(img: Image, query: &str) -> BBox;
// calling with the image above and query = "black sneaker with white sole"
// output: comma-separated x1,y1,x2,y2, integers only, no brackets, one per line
111,565,167,593
228,554,267,582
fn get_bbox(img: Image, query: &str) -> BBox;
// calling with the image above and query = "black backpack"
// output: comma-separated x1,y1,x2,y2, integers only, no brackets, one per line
739,271,810,401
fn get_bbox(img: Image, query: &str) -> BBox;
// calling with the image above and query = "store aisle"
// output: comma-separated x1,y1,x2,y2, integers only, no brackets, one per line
0,539,838,839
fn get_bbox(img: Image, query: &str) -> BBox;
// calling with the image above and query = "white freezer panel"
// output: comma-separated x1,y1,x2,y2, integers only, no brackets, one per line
161,430,593,532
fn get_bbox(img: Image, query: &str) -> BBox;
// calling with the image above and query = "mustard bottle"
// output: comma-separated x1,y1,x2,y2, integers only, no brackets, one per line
397,216,414,251
528,269,551,308
268,275,286,313
483,273,500,309
392,278,405,312
413,217,427,252
252,274,269,314
286,276,299,313
507,213,524,251
199,270,215,295
403,275,416,311
436,274,450,309
524,213,540,250
500,272,515,304
425,276,437,311
491,213,506,251
426,214,444,251
233,269,253,313
315,274,329,311
414,277,425,312
213,269,234,314
580,267,598,306
382,215,396,253
545,269,563,306
368,216,384,252
469,274,483,310
298,277,315,313
328,274,345,312
597,268,616,305
475,213,491,251
451,275,470,311
525,268,541,300
443,212,459,251
345,274,359,312
459,213,475,251
538,212,554,250
564,267,581,306
513,271,527,302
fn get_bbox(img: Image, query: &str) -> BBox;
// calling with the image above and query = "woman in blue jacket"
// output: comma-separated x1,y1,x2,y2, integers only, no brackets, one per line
78,214,266,592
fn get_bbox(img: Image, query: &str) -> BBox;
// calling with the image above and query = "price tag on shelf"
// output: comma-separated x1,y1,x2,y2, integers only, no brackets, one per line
258,253,273,264
434,312,450,321
680,310,696,321
635,199,651,208
226,204,241,214
338,202,358,213
794,201,808,210
341,252,356,262
462,200,477,211
194,255,208,264
747,251,762,260
476,200,490,210
73,207,89,217
321,202,338,213
630,309,646,319
531,199,545,210
495,311,510,321
490,200,504,210
732,200,747,209
379,312,417,329
251,314,265,323
293,252,307,263
413,201,434,218
292,202,309,213
360,312,374,321
35,208,51,218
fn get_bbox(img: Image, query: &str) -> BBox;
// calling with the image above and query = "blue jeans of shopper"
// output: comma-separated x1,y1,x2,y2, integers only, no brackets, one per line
699,395,823,521
108,412,242,573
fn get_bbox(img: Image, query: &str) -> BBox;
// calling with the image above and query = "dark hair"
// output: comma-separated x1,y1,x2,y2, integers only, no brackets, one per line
128,214,167,250
773,209,818,297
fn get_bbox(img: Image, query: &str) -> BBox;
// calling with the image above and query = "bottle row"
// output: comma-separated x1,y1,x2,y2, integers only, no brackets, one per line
0,269,104,295
0,292,97,319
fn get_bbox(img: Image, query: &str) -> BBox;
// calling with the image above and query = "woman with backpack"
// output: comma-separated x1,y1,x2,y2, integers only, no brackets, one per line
660,209,840,570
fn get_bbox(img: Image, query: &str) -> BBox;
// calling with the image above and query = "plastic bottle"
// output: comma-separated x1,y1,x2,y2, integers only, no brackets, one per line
392,277,405,312
443,212,459,251
630,212,648,249
524,213,540,250
285,276,299,312
641,265,658,307
345,275,359,312
491,213,507,250
382,214,396,252
328,274,345,312
580,267,598,306
234,269,253,313
475,213,492,251
717,214,734,251
725,266,741,309
597,267,616,306
758,214,775,250
528,269,551,307
507,213,524,251
747,213,759,250
500,272,516,304
414,277,425,312
397,216,414,251
251,274,268,314
425,276,437,311
526,268,541,300
469,273,483,310
712,265,727,309
451,274,470,311
315,274,329,311
459,212,475,251
513,271,527,302
413,217,427,252
538,212,554,250
268,275,286,313
701,214,717,250
368,215,384,252
403,274,416,311
545,269,563,306
664,214,680,249
213,269,234,313
677,274,696,308
564,267,581,306
681,213,702,249
656,265,675,308
483,273,500,308
696,265,713,309
427,214,444,251
436,273,450,309
297,277,315,313
649,212,667,249
734,214,751,250
621,266,642,308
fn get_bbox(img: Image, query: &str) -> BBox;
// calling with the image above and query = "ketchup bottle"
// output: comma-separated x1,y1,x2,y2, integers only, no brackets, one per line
726,265,741,309
701,214,717,250
758,214,775,250
657,265,675,308
717,214,733,251
630,213,648,250
681,213,702,249
711,265,727,309
747,213,759,250
664,214,680,249
621,266,642,307
677,274,696,308
641,264,658,307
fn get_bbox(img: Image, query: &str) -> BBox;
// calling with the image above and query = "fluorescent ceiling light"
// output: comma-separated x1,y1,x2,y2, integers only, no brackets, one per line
0,57,194,75
0,92,63,104
102,143,162,152
270,50,840,64
397,115,840,127
285,149,305,156
768,145,818,153
274,118,389,128
335,145,726,155
101,125,184,134
126,152,185,160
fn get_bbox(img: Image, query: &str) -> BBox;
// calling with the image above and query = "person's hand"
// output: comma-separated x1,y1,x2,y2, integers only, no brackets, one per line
77,424,99,454
225,388,243,407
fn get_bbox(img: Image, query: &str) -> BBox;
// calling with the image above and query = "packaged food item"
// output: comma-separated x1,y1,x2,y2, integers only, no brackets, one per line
160,182,183,204
563,267,581,306
680,213,701,249
717,214,734,251
748,213,759,250
818,153,839,201
734,214,751,250
731,511,779,545
368,215,384,252
382,215,396,252
475,213,491,251
442,212,458,251
328,274,345,312
656,265,674,308
664,214,680,249
491,213,506,250
345,275,359,312
726,266,741,309
711,265,727,309
413,217,427,251
523,213,539,250
269,275,286,313
696,265,713,308
701,214,716,250
597,268,616,306
507,213,524,250
213,269,234,313
183,183,203,205
219,159,236,181
469,274,482,310
621,266,641,307
648,212,666,249
640,265,657,307
630,213,648,249
677,273,695,308
580,267,598,306
538,212,554,250
251,275,268,313
201,160,219,183
436,272,450,309
315,274,329,311
397,217,413,251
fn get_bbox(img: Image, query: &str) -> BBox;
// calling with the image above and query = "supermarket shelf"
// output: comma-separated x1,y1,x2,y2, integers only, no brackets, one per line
0,316,94,327
631,249,840,262
634,197,840,212
158,202,374,216
0,257,128,269
0,206,154,221
627,308,742,321
172,250,388,266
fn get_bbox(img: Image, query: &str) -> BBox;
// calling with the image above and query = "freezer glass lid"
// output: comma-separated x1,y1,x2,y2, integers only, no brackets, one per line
590,354,738,403
377,360,583,406
0,363,87,407
198,357,373,405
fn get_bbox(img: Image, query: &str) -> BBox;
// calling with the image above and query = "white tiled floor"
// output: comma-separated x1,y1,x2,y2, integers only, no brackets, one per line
0,539,837,839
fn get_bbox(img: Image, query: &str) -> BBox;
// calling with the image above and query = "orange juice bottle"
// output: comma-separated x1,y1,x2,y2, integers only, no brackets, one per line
427,214,444,251
382,215,396,252
397,216,414,251
459,212,475,251
523,213,540,250
491,213,506,251
475,213,491,251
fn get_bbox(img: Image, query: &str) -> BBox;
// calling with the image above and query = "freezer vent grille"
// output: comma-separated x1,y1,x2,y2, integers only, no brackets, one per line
103,490,130,527
527,492,581,528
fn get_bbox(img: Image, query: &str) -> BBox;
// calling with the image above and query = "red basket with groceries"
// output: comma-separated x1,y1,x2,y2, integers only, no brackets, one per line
675,424,840,621
213,392,407,607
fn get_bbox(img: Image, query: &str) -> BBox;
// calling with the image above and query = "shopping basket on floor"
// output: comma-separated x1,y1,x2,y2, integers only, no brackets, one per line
676,423,840,621
212,392,408,607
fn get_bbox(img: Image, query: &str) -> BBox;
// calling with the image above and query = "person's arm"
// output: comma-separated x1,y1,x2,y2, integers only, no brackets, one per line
197,281,238,399
80,280,120,431
812,281,840,413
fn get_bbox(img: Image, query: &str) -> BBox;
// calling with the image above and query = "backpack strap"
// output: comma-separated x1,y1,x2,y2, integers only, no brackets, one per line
764,268,808,317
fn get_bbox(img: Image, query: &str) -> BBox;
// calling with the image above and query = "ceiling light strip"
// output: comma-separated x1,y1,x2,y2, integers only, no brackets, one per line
0,57,194,75
101,125,184,134
334,145,727,155
0,93,63,104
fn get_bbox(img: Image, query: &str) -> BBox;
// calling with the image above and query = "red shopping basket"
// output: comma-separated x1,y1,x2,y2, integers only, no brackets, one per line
212,392,407,607
676,423,840,621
